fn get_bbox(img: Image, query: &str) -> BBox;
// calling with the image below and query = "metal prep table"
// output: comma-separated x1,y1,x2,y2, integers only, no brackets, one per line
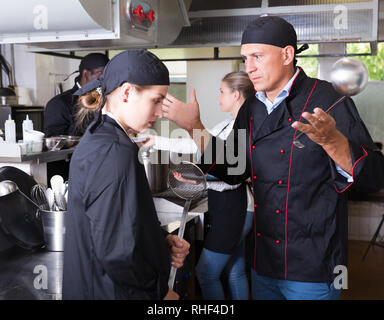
0,194,207,300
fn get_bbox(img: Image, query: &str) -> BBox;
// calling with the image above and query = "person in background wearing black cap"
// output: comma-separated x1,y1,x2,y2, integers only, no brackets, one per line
43,53,109,182
162,16,384,300
44,52,110,137
62,49,190,300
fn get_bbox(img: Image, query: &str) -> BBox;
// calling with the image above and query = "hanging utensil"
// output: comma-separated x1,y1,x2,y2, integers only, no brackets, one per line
167,161,206,290
293,57,369,149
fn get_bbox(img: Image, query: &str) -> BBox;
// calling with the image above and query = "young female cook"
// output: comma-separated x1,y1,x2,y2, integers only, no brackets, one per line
62,50,190,300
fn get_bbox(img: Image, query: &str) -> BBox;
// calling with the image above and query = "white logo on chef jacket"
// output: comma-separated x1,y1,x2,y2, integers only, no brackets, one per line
334,5,348,30
33,5,48,30
33,264,48,290
333,265,348,289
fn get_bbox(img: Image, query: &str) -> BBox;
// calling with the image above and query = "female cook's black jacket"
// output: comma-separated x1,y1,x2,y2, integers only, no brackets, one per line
63,115,170,300
198,68,384,283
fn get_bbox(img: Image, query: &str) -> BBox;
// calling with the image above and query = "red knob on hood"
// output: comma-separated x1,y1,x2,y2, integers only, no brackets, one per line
133,5,144,17
146,10,155,22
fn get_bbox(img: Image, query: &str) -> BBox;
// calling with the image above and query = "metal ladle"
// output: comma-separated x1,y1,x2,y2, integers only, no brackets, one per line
293,57,369,148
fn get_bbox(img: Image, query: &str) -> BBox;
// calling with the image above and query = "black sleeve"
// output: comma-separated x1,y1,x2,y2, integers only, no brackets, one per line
331,97,384,193
84,152,170,299
197,117,250,185
44,96,72,137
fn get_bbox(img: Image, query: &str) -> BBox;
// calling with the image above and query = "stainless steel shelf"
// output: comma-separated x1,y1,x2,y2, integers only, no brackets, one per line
0,148,75,164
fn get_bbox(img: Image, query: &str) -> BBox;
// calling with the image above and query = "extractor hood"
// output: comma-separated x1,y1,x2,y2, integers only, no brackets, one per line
0,0,191,51
172,0,380,47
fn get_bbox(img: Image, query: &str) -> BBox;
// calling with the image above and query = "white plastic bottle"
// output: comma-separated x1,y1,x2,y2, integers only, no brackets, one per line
5,115,16,143
22,115,34,141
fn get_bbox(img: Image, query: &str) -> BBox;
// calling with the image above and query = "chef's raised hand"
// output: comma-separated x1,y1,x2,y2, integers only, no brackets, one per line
291,107,338,147
166,234,190,268
292,107,353,175
162,89,203,133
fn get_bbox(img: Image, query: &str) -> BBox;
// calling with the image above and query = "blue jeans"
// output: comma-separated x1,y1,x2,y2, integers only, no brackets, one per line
251,269,341,300
196,211,253,300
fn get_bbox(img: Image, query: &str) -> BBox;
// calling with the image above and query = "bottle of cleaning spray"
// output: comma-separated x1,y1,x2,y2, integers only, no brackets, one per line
22,115,34,141
5,115,16,143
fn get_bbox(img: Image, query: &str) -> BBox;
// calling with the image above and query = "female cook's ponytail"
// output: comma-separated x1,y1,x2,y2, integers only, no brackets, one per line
75,89,104,134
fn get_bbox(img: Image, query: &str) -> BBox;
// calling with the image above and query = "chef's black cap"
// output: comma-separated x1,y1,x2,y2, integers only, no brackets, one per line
241,16,308,54
79,53,109,74
74,49,169,97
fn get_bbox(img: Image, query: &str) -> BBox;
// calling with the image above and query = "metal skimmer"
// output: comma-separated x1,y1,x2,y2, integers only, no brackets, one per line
167,161,206,290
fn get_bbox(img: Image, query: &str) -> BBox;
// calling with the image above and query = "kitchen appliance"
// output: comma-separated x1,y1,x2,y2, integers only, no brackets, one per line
167,161,206,290
293,57,369,149
0,0,192,51
140,147,169,193
0,53,17,106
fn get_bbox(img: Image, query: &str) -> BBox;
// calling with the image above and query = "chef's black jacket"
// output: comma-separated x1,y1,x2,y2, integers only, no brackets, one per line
62,115,170,299
44,85,85,137
44,84,94,181
198,68,384,283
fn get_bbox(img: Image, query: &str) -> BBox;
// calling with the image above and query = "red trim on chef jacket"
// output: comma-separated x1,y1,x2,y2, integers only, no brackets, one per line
334,146,368,194
284,80,318,280
288,68,302,96
249,116,257,268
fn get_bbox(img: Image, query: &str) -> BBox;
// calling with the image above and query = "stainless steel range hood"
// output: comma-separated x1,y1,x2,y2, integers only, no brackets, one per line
0,0,191,51
172,0,380,47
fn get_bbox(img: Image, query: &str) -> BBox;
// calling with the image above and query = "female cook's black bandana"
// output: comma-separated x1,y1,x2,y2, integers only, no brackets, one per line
74,49,169,97
74,49,170,132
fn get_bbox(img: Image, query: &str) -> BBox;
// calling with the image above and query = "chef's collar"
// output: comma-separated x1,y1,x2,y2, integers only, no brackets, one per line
101,108,138,144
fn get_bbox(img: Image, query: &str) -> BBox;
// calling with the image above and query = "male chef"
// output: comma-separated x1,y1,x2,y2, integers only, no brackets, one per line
162,16,384,299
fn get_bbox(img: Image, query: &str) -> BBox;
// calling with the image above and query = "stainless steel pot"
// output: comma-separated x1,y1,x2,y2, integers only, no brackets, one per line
140,148,169,193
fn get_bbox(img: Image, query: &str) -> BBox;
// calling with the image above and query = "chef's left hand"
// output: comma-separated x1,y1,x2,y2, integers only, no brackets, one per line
292,107,353,174
291,107,339,147
166,234,190,268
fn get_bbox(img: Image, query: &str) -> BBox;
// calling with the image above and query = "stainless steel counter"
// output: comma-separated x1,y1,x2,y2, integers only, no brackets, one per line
0,247,63,300
0,204,205,300
0,147,75,164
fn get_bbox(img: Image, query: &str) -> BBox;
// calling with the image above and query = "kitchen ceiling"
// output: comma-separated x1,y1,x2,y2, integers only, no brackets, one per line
0,0,382,52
